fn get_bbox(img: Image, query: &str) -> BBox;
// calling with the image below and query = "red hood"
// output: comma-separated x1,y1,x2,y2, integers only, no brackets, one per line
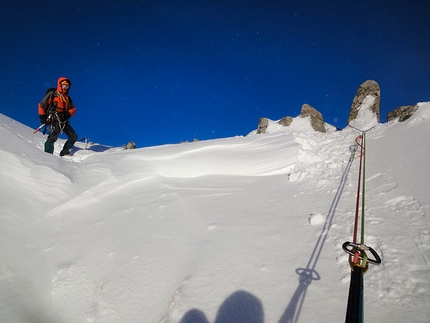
57,77,72,93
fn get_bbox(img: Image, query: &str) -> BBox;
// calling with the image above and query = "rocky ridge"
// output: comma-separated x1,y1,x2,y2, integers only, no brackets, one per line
257,79,420,133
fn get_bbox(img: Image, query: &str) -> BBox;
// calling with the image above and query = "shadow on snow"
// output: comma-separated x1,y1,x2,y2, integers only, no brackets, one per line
179,144,357,323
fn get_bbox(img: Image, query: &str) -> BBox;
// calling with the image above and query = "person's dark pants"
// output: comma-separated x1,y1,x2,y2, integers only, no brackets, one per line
44,121,78,156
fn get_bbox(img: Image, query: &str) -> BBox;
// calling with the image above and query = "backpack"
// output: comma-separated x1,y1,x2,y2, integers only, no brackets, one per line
44,88,58,115
45,87,56,96
38,88,58,135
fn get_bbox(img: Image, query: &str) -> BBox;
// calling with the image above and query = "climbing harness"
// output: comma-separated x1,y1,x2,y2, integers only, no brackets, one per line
57,116,67,134
343,125,381,323
46,111,67,135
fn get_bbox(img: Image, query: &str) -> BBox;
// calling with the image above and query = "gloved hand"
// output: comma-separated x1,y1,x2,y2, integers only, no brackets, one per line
58,111,71,122
39,115,47,124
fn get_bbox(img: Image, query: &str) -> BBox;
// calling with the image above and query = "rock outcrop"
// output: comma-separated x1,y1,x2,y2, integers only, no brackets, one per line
123,141,136,150
300,104,326,133
257,105,326,133
277,116,293,127
348,80,381,124
257,117,269,134
254,79,422,134
387,105,418,122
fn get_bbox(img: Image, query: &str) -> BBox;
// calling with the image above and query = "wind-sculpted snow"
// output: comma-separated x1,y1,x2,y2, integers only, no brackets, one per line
104,133,300,178
0,104,429,323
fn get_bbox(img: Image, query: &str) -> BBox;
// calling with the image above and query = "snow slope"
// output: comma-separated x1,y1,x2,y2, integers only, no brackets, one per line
1,103,429,323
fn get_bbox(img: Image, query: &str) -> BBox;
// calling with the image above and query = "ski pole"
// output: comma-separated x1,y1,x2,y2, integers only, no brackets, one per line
77,138,90,150
33,123,45,134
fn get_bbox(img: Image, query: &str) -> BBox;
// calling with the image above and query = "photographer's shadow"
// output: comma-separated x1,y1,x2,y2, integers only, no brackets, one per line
180,290,263,323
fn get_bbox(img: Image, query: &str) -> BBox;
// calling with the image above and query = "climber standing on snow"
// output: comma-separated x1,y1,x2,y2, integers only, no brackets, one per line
38,77,78,156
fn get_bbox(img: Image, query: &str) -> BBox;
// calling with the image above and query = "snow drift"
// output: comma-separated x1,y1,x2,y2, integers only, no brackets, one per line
1,103,429,323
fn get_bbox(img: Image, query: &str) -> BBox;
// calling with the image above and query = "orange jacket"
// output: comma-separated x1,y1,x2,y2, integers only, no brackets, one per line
38,77,77,117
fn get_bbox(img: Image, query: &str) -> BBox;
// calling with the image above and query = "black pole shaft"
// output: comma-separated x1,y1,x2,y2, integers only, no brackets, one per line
345,266,363,323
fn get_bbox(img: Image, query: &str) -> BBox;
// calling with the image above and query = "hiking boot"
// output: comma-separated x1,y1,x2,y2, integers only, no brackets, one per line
61,139,75,157
44,141,54,154
60,150,70,157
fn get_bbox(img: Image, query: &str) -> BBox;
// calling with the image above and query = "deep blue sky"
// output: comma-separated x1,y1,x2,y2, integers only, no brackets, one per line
2,1,429,148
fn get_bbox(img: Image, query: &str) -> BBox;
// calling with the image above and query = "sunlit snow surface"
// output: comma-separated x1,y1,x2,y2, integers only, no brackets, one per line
1,103,429,323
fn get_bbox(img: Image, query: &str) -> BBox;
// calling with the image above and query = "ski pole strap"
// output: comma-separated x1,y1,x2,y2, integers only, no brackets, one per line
342,242,381,273
347,124,376,133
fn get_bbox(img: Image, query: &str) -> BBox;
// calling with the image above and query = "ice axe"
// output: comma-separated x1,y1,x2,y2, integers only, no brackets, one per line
32,123,45,134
